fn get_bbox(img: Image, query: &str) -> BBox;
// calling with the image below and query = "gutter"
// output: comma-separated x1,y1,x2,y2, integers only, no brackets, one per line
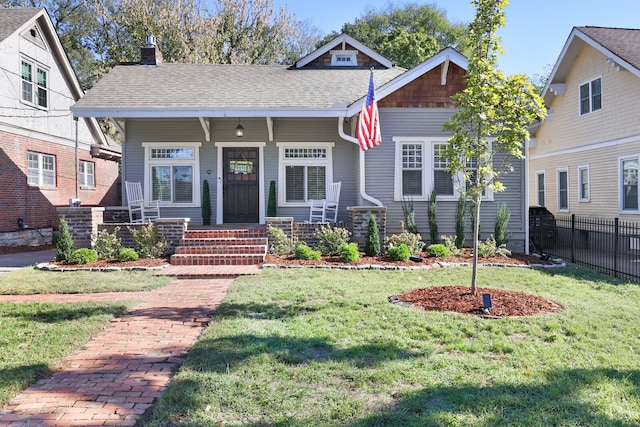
338,117,383,207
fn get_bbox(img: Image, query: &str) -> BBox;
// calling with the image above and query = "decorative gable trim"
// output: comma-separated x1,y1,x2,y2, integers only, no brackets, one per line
346,47,467,116
295,34,392,69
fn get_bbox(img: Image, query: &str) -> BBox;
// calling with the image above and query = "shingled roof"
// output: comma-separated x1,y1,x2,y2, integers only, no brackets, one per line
0,7,42,42
71,63,406,118
578,26,640,71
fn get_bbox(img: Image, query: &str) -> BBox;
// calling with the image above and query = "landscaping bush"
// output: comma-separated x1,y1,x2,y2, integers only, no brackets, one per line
401,197,418,234
387,231,423,255
55,218,74,262
70,248,98,264
267,181,277,217
129,222,169,258
118,248,139,262
442,235,464,256
268,226,299,256
294,244,321,260
455,196,466,248
388,243,411,261
426,243,451,258
314,225,350,256
477,237,511,258
340,242,360,262
92,227,122,260
428,189,438,244
494,202,511,247
364,215,381,256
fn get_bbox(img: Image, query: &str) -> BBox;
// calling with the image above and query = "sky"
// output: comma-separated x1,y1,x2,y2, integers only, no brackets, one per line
273,0,640,78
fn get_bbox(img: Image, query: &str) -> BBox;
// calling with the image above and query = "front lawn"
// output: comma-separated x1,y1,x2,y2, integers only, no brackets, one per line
144,265,640,426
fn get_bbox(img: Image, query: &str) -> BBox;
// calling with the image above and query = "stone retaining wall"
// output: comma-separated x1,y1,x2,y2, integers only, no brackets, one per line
0,227,53,248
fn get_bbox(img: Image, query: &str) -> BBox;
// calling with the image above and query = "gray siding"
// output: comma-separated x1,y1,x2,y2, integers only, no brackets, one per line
369,108,526,250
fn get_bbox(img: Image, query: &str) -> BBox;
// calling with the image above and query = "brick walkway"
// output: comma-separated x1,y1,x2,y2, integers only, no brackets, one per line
0,278,234,426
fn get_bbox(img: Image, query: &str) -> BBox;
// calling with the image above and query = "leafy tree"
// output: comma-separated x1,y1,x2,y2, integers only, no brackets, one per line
319,3,470,68
443,0,546,295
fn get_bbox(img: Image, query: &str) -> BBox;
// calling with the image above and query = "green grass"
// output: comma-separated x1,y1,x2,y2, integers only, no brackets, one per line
144,265,640,426
0,267,171,294
0,300,132,404
0,268,171,404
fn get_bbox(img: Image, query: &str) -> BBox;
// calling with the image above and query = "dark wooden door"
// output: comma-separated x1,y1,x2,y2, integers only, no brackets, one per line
223,147,259,223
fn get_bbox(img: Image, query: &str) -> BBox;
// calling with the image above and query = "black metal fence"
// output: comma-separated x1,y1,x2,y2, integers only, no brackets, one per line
530,214,640,282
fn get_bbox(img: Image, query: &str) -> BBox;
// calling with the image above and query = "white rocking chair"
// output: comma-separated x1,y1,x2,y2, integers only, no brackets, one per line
308,182,341,223
125,181,160,223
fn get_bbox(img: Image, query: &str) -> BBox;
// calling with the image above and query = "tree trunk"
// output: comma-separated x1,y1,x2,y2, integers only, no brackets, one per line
471,194,482,296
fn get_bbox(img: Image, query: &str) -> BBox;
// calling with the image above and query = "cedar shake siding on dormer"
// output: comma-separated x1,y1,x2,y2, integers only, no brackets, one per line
303,43,386,68
379,63,466,108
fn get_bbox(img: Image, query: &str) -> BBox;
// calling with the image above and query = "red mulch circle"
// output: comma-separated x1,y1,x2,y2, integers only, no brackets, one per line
393,286,562,317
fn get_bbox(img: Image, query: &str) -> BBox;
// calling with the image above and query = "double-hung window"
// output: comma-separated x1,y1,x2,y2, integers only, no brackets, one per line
579,77,601,115
557,168,569,211
577,165,589,202
621,156,639,212
277,143,334,206
143,143,201,206
27,151,55,187
21,58,48,108
80,161,95,188
536,171,546,206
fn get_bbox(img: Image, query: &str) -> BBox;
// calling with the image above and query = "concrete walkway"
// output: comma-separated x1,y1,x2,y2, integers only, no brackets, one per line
0,277,234,426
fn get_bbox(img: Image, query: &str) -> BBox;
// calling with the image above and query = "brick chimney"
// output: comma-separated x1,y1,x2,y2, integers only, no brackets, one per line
140,35,163,65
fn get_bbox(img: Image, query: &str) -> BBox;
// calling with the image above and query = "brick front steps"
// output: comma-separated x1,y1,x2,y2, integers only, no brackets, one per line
170,226,268,267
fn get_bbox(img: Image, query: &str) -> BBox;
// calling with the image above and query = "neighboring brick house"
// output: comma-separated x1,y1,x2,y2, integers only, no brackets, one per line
0,8,121,238
529,26,640,219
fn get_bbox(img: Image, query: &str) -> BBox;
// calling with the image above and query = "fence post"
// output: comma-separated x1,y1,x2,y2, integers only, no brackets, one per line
571,214,576,263
614,218,619,278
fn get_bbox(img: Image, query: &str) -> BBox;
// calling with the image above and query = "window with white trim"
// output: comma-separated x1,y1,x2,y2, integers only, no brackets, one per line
143,143,201,206
557,168,569,211
80,161,95,188
277,143,334,206
578,165,589,202
393,138,493,202
536,171,545,206
27,151,55,187
21,58,48,108
621,157,639,212
330,50,357,66
579,77,601,115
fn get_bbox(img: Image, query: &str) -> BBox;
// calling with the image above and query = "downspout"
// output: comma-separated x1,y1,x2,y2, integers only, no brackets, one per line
338,117,383,206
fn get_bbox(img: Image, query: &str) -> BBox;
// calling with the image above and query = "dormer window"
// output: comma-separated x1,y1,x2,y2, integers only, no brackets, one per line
330,50,358,67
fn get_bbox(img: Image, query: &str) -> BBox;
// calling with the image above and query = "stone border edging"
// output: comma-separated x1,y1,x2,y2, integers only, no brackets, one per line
36,262,170,272
262,258,566,271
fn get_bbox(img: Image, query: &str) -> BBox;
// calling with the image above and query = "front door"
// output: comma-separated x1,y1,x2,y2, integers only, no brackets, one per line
223,147,259,223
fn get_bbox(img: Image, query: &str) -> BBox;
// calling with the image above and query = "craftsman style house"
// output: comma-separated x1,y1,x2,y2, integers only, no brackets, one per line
72,34,530,251
529,26,640,220
0,8,121,237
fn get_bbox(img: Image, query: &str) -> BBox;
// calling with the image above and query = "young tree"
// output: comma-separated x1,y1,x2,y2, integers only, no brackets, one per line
443,0,546,295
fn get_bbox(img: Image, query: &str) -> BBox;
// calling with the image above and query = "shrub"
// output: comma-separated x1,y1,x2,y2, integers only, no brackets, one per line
442,235,464,256
202,179,212,225
340,242,360,262
477,237,512,258
70,248,98,264
455,196,466,248
92,227,122,260
55,219,75,262
388,243,410,262
401,197,417,234
267,181,277,217
364,215,381,256
494,202,512,247
129,222,169,258
387,231,423,255
268,226,299,256
426,243,451,258
314,225,350,256
428,189,438,244
118,248,139,262
294,244,321,260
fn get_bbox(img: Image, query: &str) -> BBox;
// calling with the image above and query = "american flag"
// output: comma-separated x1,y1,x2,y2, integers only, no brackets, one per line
357,71,382,151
